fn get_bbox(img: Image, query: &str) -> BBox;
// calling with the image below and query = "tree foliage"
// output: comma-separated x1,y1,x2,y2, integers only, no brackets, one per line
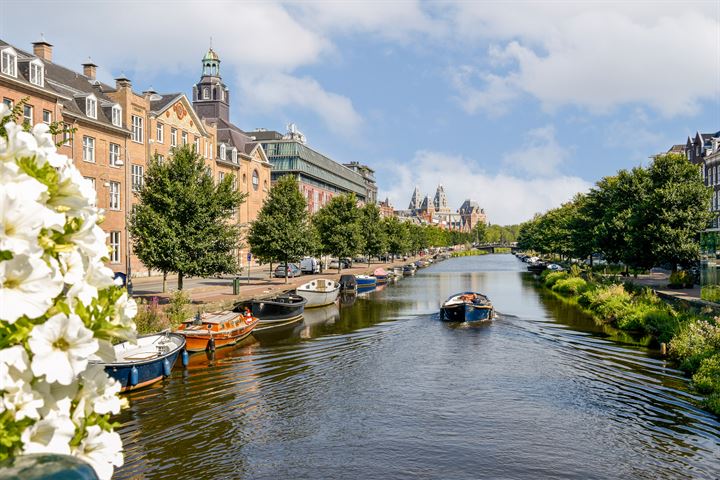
359,203,387,264
247,175,314,282
313,193,364,271
131,145,245,289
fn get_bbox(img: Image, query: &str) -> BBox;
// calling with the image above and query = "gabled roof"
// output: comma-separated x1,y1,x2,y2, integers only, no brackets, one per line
149,93,209,137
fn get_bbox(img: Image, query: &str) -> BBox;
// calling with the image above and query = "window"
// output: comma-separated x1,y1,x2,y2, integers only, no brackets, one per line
62,123,71,146
131,164,144,191
204,140,209,158
1,48,17,77
29,60,43,86
170,128,177,147
203,87,209,99
109,181,120,210
131,115,143,143
85,95,97,119
109,143,121,167
42,109,52,124
22,104,33,125
109,231,120,264
194,136,199,152
111,105,122,127
2,98,12,109
156,123,164,143
232,148,237,163
181,131,188,145
252,170,259,191
219,172,225,183
220,144,226,160
156,154,164,164
82,136,95,162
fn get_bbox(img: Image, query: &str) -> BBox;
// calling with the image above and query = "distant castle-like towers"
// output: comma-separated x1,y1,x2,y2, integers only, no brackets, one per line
405,185,486,231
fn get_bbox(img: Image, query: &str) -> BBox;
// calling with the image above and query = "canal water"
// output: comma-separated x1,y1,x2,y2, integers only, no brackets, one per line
115,255,720,480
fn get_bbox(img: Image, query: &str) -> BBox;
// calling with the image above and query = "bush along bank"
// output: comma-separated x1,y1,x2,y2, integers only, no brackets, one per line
541,269,720,416
451,249,490,257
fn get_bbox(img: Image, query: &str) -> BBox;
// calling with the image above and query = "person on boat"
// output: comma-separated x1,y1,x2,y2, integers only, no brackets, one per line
243,308,254,324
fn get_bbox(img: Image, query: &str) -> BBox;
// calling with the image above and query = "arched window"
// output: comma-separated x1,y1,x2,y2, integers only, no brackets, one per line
231,148,237,163
219,143,226,160
203,87,209,100
252,170,259,191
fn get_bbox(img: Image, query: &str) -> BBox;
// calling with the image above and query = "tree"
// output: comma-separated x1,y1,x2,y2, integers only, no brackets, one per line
359,203,387,265
473,222,487,244
247,175,314,283
406,223,429,255
637,153,712,269
313,193,364,272
131,145,245,290
384,217,410,259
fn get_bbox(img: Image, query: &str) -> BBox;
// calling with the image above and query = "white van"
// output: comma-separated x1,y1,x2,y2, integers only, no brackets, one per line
300,257,320,274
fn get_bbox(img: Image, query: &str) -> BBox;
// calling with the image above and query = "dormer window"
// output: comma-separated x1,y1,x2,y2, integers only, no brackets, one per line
85,95,97,119
1,48,17,77
220,143,226,160
29,59,43,86
203,87,209,100
111,105,122,127
232,148,237,163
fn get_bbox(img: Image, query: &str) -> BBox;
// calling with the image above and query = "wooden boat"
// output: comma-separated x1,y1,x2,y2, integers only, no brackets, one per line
339,274,358,292
373,267,389,283
296,278,341,308
392,267,403,278
244,293,307,333
176,310,258,352
91,333,186,392
355,274,377,287
440,292,495,322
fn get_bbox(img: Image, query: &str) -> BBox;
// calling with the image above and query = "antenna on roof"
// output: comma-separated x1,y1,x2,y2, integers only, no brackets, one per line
209,36,213,49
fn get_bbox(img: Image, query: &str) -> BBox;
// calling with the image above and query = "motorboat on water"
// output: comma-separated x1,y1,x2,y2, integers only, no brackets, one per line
177,310,258,352
403,264,416,275
373,267,389,283
296,278,341,308
339,274,358,292
392,266,403,278
355,274,377,287
440,292,495,322
90,332,186,392
238,293,307,333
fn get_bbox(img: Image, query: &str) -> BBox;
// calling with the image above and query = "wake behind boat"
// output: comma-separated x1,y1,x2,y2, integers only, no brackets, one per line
296,278,341,308
90,333,186,392
440,292,495,322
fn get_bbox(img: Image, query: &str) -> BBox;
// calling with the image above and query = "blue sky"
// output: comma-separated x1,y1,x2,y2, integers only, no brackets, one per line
1,1,718,224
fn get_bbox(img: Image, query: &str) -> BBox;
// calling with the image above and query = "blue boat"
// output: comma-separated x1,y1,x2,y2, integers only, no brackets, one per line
91,333,186,392
357,285,376,294
355,275,377,287
440,292,495,322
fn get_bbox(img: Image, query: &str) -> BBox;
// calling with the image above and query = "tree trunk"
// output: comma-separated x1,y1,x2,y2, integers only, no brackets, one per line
367,252,371,267
284,256,288,284
162,271,167,293
178,271,184,290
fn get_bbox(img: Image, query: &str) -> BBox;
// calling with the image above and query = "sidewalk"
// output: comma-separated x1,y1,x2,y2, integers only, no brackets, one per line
131,257,422,311
624,271,720,312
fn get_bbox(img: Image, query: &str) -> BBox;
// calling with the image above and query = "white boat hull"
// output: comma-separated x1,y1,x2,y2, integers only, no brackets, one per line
297,279,341,308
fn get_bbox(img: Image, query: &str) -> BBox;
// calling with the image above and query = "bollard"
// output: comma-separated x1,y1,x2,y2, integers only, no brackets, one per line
233,277,240,295
660,342,667,356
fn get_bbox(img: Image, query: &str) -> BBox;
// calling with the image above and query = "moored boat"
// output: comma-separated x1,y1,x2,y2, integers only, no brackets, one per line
339,274,358,292
177,310,258,352
392,266,403,278
373,267,389,283
403,264,416,275
296,278,341,308
242,293,307,333
440,292,495,322
355,274,377,287
91,333,186,392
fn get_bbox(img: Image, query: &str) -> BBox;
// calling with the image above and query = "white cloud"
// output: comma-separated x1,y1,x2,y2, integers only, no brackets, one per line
444,2,720,116
379,150,591,225
502,125,570,177
239,73,363,135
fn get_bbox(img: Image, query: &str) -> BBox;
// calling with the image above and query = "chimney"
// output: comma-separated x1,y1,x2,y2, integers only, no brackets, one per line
82,58,97,80
115,74,132,90
32,37,53,62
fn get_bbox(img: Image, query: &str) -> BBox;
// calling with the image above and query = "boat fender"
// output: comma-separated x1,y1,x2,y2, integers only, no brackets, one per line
130,366,139,386
181,349,189,367
207,337,216,352
163,358,171,377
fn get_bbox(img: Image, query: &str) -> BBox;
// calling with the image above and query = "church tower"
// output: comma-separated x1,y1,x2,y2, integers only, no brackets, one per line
433,185,450,213
192,47,230,122
408,186,422,212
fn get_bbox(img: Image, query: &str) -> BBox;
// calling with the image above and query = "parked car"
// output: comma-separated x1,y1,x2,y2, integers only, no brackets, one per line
546,263,565,271
329,258,352,269
300,257,320,274
274,263,302,278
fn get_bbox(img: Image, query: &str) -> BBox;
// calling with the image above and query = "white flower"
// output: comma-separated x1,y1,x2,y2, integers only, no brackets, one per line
21,412,75,456
0,103,9,120
34,379,78,418
0,254,63,323
59,250,85,285
29,313,99,385
2,381,44,420
78,365,122,415
0,160,47,199
0,184,65,255
69,213,109,262
0,122,40,163
67,258,116,306
50,164,96,213
113,292,138,329
0,345,32,391
72,425,124,480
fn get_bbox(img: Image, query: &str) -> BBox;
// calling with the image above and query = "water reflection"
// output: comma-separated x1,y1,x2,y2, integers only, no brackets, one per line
116,255,720,480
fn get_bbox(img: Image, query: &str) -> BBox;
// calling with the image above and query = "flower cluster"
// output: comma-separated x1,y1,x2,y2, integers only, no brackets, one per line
0,103,136,479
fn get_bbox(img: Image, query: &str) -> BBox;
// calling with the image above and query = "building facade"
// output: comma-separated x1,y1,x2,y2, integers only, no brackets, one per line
400,185,487,231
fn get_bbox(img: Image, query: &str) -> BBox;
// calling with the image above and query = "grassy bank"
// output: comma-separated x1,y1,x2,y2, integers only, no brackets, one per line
541,269,720,416
451,250,490,257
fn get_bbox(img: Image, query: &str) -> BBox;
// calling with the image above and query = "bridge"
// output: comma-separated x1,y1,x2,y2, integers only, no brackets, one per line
473,243,521,254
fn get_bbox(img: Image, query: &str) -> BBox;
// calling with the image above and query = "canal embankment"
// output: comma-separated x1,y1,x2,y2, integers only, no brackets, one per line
535,268,720,416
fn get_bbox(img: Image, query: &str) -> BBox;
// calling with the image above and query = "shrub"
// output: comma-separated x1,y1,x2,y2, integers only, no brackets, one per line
668,270,693,288
693,353,720,394
544,271,569,288
641,308,680,343
552,277,588,296
701,285,720,303
669,319,720,372
166,290,191,327
134,297,169,334
569,264,582,278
